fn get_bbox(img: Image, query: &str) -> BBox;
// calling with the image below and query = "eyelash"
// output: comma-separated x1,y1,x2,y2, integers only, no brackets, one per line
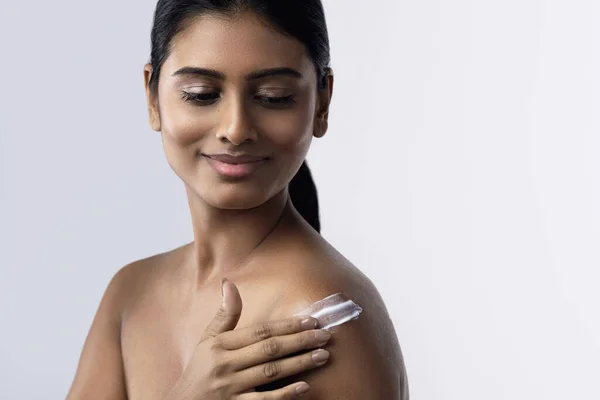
180,91,296,108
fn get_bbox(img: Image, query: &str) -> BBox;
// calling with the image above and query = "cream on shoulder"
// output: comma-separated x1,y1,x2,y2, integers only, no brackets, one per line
294,292,363,330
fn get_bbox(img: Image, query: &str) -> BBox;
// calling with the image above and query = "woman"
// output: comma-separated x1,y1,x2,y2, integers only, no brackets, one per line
67,0,409,398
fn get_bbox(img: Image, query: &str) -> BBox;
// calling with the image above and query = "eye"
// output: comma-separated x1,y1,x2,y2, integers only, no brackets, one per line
181,91,220,106
254,95,296,109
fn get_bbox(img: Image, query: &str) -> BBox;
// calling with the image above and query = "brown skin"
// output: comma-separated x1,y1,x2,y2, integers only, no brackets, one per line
66,11,408,400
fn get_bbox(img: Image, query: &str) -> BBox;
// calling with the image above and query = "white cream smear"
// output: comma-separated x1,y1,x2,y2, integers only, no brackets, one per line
294,292,363,330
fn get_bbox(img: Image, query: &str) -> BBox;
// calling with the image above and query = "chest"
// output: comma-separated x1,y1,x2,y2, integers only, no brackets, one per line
119,283,278,400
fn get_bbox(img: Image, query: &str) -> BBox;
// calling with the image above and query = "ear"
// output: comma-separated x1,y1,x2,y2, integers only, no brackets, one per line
143,63,161,132
313,68,334,139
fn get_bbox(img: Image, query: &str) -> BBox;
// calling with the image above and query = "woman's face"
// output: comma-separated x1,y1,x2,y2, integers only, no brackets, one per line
144,12,332,210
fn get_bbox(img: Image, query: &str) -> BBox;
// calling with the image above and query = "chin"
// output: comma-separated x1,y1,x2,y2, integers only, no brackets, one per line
200,182,278,210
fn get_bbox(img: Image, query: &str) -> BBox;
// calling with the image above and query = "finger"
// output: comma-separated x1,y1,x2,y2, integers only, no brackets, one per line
216,316,319,350
234,349,330,390
235,381,311,399
200,278,243,342
230,329,332,371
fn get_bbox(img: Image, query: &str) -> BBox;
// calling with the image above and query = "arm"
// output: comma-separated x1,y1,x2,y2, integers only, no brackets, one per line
261,286,409,399
65,266,130,400
299,310,407,399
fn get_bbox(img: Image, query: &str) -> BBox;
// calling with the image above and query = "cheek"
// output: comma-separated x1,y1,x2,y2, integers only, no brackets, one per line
158,100,212,175
255,105,315,156
158,89,215,147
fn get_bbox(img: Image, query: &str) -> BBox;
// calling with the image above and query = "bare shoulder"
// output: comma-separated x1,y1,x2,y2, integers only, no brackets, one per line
268,230,393,324
65,248,178,400
265,232,410,399
113,243,193,312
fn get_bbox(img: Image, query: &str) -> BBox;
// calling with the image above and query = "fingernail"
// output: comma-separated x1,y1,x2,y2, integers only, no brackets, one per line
314,329,331,344
301,317,317,330
296,382,310,395
221,278,228,306
312,349,330,365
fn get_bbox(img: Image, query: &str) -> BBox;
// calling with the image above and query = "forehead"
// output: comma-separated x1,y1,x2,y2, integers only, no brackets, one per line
163,12,315,79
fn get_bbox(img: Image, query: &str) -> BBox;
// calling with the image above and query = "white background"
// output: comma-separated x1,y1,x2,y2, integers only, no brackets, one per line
0,0,598,399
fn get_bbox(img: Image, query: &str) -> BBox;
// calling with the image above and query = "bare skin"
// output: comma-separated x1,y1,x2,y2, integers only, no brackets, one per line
66,11,408,400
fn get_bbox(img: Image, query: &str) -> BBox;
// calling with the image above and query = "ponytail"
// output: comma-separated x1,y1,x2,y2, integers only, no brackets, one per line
288,161,320,233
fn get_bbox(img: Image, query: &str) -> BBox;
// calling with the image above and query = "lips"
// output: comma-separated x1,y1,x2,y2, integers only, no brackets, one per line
202,153,269,179
204,154,268,164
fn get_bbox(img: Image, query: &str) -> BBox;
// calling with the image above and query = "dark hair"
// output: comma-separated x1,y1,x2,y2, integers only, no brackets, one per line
148,0,330,233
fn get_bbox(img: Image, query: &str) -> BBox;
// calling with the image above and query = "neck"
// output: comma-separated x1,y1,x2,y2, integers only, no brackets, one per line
183,187,294,285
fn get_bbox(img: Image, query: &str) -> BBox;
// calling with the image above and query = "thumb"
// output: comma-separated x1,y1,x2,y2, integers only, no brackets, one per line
200,278,242,341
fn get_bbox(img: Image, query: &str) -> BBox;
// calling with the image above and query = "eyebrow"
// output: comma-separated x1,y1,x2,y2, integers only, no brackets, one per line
171,66,303,80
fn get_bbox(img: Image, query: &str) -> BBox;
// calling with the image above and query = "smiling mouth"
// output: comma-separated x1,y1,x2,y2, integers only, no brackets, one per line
202,153,269,178
203,153,269,164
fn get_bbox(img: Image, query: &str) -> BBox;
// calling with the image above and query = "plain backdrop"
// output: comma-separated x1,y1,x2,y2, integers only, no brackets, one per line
0,0,598,399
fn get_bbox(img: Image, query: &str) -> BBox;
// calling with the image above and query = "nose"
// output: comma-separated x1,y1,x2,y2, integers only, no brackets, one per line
216,96,258,146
